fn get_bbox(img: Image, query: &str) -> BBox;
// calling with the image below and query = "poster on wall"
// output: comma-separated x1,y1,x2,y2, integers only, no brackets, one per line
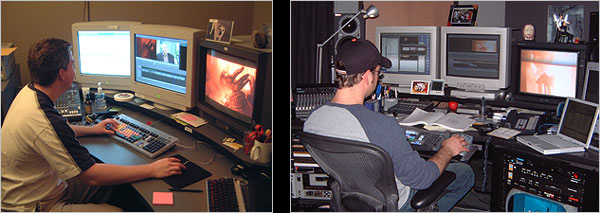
547,5,584,43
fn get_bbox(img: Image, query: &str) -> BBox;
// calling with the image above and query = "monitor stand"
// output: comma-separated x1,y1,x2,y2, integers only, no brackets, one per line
153,103,175,111
450,89,498,101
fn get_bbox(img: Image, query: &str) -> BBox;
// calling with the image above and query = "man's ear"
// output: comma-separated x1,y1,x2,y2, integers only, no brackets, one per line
56,68,68,81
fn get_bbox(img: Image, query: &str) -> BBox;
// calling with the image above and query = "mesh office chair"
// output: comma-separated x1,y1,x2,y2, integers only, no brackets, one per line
301,131,456,212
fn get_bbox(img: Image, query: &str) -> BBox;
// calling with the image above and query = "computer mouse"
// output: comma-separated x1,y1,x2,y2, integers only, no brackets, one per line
231,164,245,176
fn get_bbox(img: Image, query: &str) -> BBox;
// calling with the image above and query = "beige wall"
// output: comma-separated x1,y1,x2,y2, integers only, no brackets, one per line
1,1,272,85
364,1,454,44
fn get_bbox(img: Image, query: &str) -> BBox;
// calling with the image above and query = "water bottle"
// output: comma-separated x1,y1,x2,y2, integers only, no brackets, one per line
95,82,106,110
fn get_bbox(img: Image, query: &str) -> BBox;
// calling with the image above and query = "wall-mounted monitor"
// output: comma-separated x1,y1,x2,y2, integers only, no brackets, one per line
375,26,439,93
72,21,141,91
130,24,204,111
440,26,511,98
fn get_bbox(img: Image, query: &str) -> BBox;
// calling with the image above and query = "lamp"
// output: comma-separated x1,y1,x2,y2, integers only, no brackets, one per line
315,5,379,83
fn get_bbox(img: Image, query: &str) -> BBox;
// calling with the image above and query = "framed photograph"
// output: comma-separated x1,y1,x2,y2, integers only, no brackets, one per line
448,5,478,26
410,80,430,95
207,19,234,44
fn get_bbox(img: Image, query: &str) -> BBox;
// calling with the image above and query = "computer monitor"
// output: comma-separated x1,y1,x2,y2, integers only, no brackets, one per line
583,62,598,103
440,27,510,99
130,24,204,111
511,42,589,107
375,26,439,92
197,41,271,141
72,21,141,91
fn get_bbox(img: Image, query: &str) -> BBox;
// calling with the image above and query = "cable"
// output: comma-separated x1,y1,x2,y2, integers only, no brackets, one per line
175,141,223,165
473,135,492,194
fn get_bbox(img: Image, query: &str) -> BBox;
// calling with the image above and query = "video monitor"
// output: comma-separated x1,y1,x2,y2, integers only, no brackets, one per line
134,34,188,94
204,49,258,121
511,42,589,107
130,24,204,111
440,27,511,91
197,40,271,141
519,49,578,98
72,21,141,91
375,26,438,91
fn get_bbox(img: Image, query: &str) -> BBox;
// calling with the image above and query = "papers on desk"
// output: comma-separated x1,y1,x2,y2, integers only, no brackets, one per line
487,127,521,140
170,112,207,128
398,108,475,132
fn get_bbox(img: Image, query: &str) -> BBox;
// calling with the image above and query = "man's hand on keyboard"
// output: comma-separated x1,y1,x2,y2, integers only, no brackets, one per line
94,118,120,135
441,134,470,157
150,157,188,178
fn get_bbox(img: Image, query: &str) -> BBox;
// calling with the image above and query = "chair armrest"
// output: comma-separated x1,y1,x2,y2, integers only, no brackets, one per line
410,171,456,210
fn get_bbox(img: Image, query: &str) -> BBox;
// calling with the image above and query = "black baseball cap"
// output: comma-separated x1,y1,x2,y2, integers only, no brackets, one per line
335,38,392,75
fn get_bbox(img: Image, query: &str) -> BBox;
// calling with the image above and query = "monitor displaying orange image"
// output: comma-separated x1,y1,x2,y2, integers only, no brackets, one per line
519,49,578,98
205,53,257,118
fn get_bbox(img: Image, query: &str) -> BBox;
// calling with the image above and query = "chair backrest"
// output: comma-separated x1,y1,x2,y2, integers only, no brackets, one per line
301,131,399,212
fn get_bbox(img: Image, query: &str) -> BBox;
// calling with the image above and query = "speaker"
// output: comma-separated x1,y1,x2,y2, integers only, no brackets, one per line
333,1,365,55
333,14,365,54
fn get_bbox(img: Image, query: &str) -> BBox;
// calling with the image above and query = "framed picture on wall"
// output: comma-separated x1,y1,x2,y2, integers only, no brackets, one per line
207,19,234,44
448,5,478,26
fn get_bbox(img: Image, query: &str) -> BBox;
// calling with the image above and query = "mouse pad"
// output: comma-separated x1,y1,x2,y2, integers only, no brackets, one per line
161,154,212,189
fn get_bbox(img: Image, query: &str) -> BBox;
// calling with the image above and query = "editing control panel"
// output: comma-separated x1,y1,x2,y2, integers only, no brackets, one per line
492,146,598,211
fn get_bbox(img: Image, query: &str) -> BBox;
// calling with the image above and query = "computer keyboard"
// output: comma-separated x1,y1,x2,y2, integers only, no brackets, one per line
405,128,473,156
105,114,178,158
56,82,83,121
387,99,434,114
207,177,246,212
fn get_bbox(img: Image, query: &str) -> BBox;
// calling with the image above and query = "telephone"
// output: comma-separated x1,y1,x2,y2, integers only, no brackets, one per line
502,110,544,135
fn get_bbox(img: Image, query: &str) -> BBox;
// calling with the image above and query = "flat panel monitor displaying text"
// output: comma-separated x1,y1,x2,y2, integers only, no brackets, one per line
72,21,141,90
376,26,438,89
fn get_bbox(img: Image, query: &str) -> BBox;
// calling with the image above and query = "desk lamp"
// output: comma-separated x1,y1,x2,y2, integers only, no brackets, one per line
315,5,380,83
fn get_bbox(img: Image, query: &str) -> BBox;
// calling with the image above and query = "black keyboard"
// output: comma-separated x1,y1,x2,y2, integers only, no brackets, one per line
207,177,246,212
105,114,178,158
387,99,434,114
405,128,473,156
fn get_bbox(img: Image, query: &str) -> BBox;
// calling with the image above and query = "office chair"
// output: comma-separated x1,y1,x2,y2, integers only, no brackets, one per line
301,131,456,212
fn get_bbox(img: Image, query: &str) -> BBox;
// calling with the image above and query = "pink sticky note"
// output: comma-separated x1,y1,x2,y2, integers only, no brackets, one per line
153,192,174,205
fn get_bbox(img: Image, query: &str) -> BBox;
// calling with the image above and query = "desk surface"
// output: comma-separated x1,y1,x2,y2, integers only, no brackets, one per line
78,104,266,211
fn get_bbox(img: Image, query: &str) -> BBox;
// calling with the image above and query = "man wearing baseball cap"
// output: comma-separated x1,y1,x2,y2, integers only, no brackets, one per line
304,39,474,211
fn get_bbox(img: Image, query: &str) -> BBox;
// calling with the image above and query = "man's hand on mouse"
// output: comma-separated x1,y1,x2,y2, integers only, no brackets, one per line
150,157,187,178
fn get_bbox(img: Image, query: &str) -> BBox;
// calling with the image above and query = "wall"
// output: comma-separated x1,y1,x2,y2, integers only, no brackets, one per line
363,1,454,44
459,1,505,27
505,1,598,42
1,1,272,86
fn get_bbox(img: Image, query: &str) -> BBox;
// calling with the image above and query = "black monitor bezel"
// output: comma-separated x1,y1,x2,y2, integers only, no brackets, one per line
511,42,588,108
197,41,269,139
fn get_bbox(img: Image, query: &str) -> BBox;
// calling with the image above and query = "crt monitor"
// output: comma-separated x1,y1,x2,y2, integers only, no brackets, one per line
512,42,589,106
130,24,204,111
375,26,439,92
198,41,271,140
440,26,511,91
72,21,141,91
